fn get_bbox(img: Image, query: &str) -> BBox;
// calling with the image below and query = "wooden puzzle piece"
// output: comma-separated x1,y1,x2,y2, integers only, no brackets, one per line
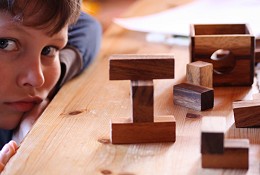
186,61,213,88
109,54,175,144
233,100,260,127
255,38,260,63
109,54,174,80
131,80,154,123
190,24,254,86
110,116,176,144
201,117,226,154
202,139,249,169
173,83,214,111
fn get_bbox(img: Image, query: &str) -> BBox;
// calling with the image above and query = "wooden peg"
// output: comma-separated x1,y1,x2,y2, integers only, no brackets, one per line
186,61,213,88
174,83,214,111
202,139,249,169
201,117,226,154
110,116,176,144
109,54,174,80
131,80,154,123
233,100,260,127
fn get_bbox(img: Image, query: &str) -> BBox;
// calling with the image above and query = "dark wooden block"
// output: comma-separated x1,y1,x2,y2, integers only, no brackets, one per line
190,24,255,86
111,116,176,144
173,83,214,111
109,54,174,80
202,139,249,169
201,117,226,154
233,100,260,127
131,80,154,123
255,38,260,63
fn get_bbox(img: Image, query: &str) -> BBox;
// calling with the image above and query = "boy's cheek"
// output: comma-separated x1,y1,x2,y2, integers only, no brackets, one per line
0,113,23,130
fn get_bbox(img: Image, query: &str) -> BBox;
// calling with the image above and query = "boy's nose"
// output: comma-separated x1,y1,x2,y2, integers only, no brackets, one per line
17,57,45,88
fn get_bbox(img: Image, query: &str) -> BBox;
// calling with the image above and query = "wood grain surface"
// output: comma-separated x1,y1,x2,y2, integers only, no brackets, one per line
2,0,260,175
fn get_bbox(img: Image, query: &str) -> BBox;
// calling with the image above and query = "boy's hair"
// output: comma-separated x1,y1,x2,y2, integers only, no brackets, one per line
0,0,81,35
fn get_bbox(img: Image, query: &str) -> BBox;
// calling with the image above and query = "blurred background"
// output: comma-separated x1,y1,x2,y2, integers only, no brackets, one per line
82,0,137,31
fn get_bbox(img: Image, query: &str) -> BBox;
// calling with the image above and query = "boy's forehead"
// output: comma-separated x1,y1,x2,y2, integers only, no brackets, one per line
0,12,68,40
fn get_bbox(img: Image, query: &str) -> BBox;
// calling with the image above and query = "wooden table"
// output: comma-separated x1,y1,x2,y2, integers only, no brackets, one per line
3,0,260,174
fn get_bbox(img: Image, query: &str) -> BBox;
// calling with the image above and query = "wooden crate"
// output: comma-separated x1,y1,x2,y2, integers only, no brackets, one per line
190,24,255,86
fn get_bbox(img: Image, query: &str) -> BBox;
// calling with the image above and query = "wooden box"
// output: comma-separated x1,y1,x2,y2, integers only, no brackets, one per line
190,24,255,86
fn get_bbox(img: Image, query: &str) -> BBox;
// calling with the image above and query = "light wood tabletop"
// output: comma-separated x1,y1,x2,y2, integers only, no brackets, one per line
3,0,260,174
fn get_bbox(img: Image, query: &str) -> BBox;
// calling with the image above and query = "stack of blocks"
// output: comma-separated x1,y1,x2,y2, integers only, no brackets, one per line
201,117,249,169
173,61,214,111
109,54,176,144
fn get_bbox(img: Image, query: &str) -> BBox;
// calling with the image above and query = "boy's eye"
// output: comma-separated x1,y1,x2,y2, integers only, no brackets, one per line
41,46,58,57
0,39,18,51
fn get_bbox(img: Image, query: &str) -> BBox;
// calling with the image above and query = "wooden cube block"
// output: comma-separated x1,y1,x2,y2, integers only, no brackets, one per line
173,83,214,111
109,54,174,80
201,117,226,154
233,100,260,127
110,116,176,144
131,80,154,123
190,24,255,86
186,61,213,88
202,139,249,169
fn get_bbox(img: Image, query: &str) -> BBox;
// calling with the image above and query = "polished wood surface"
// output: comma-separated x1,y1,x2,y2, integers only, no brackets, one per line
3,0,260,174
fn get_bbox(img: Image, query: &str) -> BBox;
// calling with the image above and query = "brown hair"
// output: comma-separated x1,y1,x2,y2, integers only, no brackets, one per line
0,0,81,35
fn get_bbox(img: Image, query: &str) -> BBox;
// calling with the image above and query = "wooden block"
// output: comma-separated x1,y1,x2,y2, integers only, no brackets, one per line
190,24,255,86
173,83,214,111
186,61,213,88
201,117,226,154
233,100,260,127
109,54,174,80
202,139,249,169
131,80,154,123
255,38,260,63
110,116,176,144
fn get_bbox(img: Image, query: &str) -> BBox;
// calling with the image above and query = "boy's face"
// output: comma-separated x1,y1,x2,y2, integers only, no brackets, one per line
0,12,68,129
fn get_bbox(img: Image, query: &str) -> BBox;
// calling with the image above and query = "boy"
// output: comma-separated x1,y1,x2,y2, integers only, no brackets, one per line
0,0,102,172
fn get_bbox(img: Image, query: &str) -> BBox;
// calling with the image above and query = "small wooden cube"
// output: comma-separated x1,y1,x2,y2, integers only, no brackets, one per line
109,54,174,80
190,24,255,86
131,80,154,123
110,116,176,144
233,100,260,127
187,61,213,88
202,139,249,169
201,117,226,154
173,83,214,111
